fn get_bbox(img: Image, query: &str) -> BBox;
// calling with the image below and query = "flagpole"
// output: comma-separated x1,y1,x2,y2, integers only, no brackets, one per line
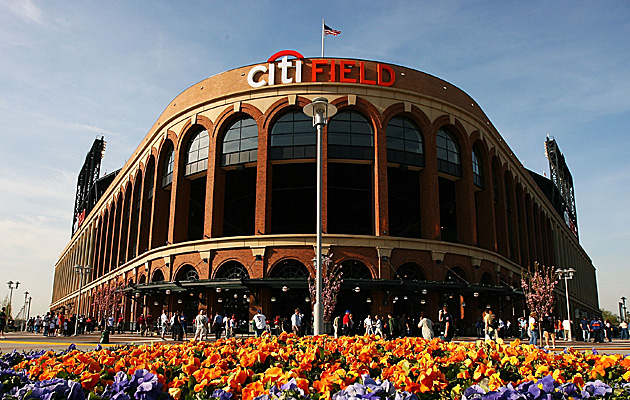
321,19,325,57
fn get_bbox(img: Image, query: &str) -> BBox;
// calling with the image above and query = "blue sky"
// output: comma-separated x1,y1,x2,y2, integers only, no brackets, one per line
1,0,629,318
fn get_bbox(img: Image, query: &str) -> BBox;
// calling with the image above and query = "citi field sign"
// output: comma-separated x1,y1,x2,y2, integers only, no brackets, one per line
246,50,396,88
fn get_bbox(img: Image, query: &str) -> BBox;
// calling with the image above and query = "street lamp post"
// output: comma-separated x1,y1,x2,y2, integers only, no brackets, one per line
74,265,93,336
22,291,29,331
556,268,576,341
26,296,32,331
303,97,337,336
621,296,627,322
6,281,20,320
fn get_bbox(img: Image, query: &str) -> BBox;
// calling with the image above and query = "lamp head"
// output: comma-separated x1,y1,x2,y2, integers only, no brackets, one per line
303,97,337,126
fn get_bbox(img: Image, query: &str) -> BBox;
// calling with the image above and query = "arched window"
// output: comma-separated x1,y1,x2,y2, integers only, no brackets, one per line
481,272,494,285
386,117,424,167
270,111,315,160
221,117,258,166
328,111,374,160
340,260,372,279
161,144,174,187
472,145,484,188
215,261,250,280
445,267,467,284
269,259,310,279
437,128,462,177
185,128,209,176
395,262,426,281
151,269,165,283
175,265,200,282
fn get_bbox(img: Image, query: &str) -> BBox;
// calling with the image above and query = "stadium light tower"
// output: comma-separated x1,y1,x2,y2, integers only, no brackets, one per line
303,97,337,336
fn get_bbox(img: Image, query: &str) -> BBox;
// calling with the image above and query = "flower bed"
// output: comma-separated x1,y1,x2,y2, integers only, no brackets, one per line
1,334,630,399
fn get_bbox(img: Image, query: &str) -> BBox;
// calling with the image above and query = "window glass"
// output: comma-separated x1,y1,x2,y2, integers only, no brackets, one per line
221,117,258,166
185,128,209,177
387,117,424,167
328,111,374,160
473,145,484,188
161,144,174,187
436,128,461,176
269,111,316,160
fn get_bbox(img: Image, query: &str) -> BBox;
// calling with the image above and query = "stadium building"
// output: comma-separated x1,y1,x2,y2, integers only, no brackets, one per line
51,51,599,333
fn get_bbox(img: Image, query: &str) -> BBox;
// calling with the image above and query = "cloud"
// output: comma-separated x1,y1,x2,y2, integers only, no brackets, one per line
0,0,43,24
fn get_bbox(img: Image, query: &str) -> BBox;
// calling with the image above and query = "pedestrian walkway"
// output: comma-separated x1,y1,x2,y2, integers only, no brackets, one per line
2,331,630,354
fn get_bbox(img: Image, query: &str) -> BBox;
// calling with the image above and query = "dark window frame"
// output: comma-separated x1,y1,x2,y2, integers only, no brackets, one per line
386,116,425,167
437,128,462,177
221,117,258,167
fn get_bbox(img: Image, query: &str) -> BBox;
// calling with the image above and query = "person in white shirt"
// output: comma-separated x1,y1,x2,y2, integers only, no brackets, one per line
193,310,207,341
364,315,373,335
160,311,168,340
252,310,266,337
373,315,384,337
291,308,302,336
417,311,435,340
562,319,571,341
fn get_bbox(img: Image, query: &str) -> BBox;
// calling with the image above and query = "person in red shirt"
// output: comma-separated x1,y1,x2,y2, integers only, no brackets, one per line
342,310,351,335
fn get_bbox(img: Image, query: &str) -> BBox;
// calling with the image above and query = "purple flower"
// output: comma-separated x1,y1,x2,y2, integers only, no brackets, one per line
332,375,416,400
12,378,85,400
131,370,162,400
462,385,486,399
583,380,612,397
210,389,233,400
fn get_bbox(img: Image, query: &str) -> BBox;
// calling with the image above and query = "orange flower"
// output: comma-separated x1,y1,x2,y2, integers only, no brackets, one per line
80,371,101,390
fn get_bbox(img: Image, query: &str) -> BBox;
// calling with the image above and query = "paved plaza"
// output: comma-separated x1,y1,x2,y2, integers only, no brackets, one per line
2,331,630,355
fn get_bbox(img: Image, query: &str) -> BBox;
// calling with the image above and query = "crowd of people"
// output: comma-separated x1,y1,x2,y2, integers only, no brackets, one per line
4,303,630,347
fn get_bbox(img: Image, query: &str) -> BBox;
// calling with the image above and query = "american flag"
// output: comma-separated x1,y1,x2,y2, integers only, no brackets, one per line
324,24,341,36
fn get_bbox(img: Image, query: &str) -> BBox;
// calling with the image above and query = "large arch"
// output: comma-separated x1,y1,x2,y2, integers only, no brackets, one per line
173,124,210,243
214,260,250,279
269,109,316,234
218,115,258,237
386,115,423,239
151,139,175,248
174,264,200,282
268,259,310,279
327,109,375,235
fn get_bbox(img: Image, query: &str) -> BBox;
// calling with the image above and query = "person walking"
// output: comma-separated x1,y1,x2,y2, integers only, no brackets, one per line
160,311,168,340
213,312,224,340
193,310,207,341
439,306,454,342
333,314,342,338
342,310,351,336
542,313,556,349
563,318,572,341
484,309,497,341
387,314,398,339
252,310,266,337
528,312,539,346
620,320,629,340
291,308,302,337
417,311,435,340
363,315,373,335
373,315,384,337
580,317,591,342
590,316,603,343
0,307,7,339
604,319,613,343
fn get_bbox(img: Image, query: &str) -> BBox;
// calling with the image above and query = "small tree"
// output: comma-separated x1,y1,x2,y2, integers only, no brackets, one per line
93,283,124,319
309,254,343,323
521,262,558,322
